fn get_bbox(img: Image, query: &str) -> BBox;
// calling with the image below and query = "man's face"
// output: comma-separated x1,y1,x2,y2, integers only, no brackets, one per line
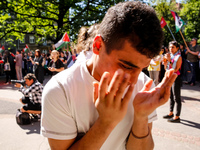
93,40,151,85
191,39,196,45
25,79,34,86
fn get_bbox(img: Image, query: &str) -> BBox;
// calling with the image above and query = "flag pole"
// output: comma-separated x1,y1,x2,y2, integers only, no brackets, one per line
166,24,176,41
179,30,188,47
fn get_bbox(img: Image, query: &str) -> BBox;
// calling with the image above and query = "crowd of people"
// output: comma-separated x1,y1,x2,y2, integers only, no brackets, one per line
1,47,78,85
145,38,200,88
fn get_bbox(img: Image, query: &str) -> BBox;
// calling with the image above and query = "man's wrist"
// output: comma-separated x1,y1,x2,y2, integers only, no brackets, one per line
131,126,150,139
132,114,149,137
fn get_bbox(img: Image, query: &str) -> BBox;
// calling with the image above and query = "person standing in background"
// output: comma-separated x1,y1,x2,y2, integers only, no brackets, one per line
22,53,27,77
3,50,15,84
27,52,33,73
15,50,23,80
48,50,64,76
59,51,68,69
147,51,163,86
180,43,187,60
30,49,44,84
159,47,166,82
186,38,200,86
76,24,100,64
163,41,182,123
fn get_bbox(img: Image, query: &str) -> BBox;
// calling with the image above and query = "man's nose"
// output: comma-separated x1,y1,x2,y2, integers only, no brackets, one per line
129,70,141,84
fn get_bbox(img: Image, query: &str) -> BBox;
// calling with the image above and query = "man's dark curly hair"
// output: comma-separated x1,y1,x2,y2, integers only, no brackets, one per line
24,73,37,82
98,1,164,58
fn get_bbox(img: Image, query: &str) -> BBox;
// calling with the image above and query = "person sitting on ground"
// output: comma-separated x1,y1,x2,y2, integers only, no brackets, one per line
15,73,43,113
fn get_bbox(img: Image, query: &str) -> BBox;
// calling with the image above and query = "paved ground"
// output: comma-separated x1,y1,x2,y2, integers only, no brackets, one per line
0,75,199,150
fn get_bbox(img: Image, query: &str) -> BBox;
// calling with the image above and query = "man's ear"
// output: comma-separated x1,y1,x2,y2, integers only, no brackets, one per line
92,35,103,55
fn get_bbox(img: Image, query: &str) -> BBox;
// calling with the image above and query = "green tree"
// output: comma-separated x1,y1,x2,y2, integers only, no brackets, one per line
180,0,200,43
154,0,184,46
0,0,126,44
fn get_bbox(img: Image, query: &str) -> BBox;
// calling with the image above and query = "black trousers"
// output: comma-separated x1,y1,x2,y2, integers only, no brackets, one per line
170,75,182,116
5,71,11,82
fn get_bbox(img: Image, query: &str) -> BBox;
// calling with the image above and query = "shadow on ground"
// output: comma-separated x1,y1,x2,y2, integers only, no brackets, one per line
19,121,41,134
181,96,200,102
180,119,200,130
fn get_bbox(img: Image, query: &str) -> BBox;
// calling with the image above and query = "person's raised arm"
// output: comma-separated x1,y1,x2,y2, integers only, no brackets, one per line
126,69,177,150
186,47,199,56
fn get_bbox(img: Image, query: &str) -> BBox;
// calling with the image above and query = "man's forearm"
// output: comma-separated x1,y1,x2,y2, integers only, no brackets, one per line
126,116,154,150
69,118,116,150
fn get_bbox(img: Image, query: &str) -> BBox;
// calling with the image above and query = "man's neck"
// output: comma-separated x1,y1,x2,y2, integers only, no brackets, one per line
86,55,101,82
192,43,196,47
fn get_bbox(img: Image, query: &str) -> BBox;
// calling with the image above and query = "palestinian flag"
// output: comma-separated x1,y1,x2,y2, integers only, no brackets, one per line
0,45,5,53
171,11,184,33
23,44,29,53
160,16,167,28
55,32,70,50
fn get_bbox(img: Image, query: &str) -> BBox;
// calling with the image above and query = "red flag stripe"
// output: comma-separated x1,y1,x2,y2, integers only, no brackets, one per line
160,16,167,28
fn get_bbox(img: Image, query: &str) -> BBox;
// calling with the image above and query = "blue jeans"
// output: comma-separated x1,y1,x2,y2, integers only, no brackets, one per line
189,62,198,84
27,61,33,73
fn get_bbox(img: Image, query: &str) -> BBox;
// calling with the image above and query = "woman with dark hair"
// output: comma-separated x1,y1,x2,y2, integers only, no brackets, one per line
30,49,44,84
180,43,187,59
163,41,182,123
3,50,15,84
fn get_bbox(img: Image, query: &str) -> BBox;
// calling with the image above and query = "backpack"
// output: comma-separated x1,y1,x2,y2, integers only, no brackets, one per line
16,109,31,125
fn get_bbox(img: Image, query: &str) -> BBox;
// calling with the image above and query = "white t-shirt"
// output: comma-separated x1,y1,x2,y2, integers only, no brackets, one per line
41,62,157,150
75,50,93,64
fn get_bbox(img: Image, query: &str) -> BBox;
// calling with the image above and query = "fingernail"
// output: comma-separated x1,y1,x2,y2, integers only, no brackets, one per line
131,83,135,88
116,69,123,75
124,73,129,79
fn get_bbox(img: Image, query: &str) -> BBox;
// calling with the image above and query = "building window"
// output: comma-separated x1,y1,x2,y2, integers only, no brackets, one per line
29,36,35,43
19,36,25,43
42,37,47,45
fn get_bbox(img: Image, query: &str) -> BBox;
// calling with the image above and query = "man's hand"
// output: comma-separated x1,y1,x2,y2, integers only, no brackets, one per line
93,69,134,127
133,69,177,118
15,83,22,88
186,47,190,52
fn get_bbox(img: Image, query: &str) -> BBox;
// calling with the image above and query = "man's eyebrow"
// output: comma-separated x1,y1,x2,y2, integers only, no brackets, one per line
119,59,139,68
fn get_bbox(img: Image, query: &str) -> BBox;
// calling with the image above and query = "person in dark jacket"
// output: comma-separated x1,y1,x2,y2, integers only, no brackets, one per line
3,50,15,84
30,49,44,84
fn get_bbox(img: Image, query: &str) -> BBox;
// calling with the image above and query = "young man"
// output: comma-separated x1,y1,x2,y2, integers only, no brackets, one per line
41,1,177,150
15,73,43,113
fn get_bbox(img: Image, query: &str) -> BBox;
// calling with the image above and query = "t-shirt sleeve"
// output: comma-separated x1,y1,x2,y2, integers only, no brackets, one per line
41,77,77,140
